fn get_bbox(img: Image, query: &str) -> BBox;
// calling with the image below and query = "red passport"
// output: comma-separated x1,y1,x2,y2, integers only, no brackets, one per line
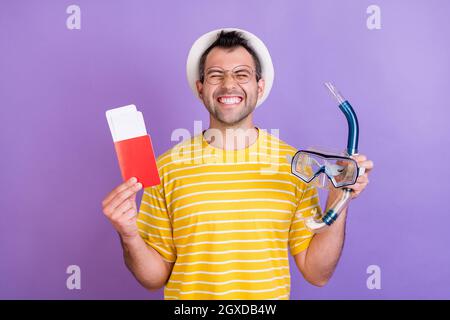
114,135,160,188
106,104,161,188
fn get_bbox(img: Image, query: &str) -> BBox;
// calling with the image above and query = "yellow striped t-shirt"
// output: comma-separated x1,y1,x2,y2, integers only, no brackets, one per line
137,128,322,300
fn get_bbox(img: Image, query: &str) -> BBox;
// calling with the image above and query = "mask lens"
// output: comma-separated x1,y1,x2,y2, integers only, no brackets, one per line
292,151,358,188
293,152,326,184
293,152,316,182
325,158,358,187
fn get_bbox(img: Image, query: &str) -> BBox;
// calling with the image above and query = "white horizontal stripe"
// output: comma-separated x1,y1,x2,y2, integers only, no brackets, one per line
174,208,292,223
292,218,309,224
291,238,310,249
292,214,308,222
159,154,217,170
175,257,287,266
171,266,289,275
168,179,297,197
259,145,295,152
161,257,176,263
249,152,287,159
169,275,290,285
303,185,316,193
177,248,287,257
172,198,296,213
165,285,288,296
138,229,173,240
289,235,312,242
165,170,292,187
268,294,289,300
292,215,306,221
175,238,288,248
169,188,295,208
162,162,290,180
158,147,203,163
143,191,165,202
296,204,319,214
289,229,309,236
164,295,179,300
140,200,167,212
174,218,291,233
144,241,175,256
174,228,289,241
138,209,170,222
149,242,166,247
300,194,319,202
137,219,171,231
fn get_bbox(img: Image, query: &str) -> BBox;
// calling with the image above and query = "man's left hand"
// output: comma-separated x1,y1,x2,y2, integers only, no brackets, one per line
345,154,374,200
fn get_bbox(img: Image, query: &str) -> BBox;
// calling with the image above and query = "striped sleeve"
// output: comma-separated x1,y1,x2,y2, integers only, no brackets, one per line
289,185,322,256
137,185,176,262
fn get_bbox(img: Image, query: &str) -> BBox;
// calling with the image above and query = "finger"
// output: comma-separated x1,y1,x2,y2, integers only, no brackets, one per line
108,182,142,211
348,187,362,196
130,192,138,211
111,198,135,220
350,180,369,193
121,207,138,221
103,177,137,207
359,160,374,173
356,174,369,184
351,154,367,162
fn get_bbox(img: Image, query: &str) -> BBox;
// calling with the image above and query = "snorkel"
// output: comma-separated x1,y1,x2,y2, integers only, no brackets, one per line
303,83,360,232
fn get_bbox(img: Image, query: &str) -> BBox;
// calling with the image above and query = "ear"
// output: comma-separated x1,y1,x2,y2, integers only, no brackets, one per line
257,78,265,100
196,80,203,98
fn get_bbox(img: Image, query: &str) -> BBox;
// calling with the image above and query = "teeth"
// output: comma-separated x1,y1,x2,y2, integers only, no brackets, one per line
219,97,242,105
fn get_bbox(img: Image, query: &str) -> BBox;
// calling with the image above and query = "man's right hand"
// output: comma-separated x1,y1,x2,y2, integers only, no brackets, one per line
102,177,143,240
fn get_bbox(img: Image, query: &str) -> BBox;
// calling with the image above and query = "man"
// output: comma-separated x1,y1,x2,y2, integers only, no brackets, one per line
101,28,374,299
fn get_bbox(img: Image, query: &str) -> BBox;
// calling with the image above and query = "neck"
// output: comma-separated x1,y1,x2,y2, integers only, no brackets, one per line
204,114,258,150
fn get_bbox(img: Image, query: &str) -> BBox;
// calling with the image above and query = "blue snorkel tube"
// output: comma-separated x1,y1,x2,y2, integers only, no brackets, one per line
305,83,359,232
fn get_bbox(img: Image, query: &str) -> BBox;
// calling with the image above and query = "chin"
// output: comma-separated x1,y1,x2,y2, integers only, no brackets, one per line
216,113,250,126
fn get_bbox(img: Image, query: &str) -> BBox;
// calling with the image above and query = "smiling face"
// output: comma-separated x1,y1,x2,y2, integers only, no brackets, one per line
196,46,265,126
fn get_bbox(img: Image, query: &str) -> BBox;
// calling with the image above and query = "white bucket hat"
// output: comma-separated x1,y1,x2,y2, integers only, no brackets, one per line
186,28,274,108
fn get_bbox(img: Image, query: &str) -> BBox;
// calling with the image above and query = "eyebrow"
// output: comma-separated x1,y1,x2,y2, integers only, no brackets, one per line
205,65,252,74
206,68,223,74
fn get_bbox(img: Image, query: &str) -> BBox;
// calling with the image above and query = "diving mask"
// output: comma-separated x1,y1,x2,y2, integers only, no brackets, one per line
290,149,364,189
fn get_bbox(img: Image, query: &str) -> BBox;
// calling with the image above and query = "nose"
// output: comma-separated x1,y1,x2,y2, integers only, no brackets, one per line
221,71,237,89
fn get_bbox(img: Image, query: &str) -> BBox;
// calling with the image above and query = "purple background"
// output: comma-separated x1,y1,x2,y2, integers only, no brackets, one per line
1,0,449,299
